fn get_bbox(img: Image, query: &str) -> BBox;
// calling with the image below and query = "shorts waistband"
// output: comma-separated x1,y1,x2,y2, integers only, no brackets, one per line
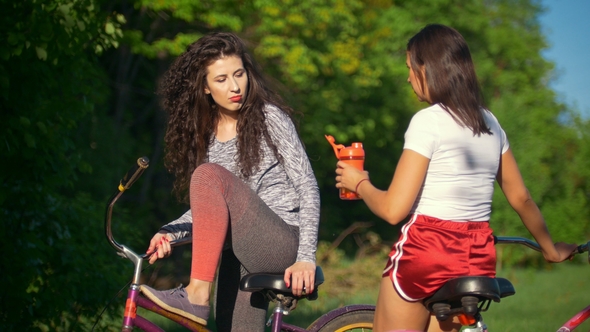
413,214,490,231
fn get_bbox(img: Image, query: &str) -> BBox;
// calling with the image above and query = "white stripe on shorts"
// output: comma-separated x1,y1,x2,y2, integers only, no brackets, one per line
384,214,420,302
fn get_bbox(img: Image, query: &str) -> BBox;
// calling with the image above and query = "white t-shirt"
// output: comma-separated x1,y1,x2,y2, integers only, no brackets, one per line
404,104,509,221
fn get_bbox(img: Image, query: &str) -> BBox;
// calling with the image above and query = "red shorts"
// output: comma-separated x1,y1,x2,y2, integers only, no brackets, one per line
382,214,496,301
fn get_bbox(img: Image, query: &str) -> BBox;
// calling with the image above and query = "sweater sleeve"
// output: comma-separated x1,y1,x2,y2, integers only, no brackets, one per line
160,209,192,240
265,107,321,263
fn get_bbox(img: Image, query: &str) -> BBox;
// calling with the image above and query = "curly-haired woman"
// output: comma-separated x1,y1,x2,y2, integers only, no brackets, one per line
140,32,320,332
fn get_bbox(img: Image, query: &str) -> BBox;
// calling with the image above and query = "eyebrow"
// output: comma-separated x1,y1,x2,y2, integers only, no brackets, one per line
213,68,245,79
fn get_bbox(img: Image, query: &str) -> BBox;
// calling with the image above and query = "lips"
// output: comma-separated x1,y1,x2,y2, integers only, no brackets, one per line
230,95,242,102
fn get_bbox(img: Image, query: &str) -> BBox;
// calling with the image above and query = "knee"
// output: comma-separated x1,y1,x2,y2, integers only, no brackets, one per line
190,163,235,193
192,163,227,181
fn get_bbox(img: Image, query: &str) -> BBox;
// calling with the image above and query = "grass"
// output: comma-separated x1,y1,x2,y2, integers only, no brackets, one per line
481,262,590,331
135,256,590,331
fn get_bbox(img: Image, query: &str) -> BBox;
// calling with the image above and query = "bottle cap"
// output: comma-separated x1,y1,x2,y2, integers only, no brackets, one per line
339,143,364,158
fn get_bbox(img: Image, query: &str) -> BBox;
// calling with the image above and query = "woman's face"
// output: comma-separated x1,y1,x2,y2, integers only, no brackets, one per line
406,52,430,103
204,55,248,114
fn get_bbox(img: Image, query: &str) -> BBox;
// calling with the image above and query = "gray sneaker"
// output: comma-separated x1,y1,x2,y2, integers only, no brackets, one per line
140,284,209,325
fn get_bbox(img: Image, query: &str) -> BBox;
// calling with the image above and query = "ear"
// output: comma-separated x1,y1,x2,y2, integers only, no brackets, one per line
204,87,211,94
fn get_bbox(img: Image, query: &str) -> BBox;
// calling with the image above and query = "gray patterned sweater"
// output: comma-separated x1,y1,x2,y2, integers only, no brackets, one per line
161,105,320,263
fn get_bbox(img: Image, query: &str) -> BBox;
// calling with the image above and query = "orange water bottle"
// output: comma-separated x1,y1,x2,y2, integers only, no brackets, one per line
325,135,365,200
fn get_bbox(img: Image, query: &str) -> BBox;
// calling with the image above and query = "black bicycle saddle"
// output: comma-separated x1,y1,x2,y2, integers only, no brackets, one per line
239,266,325,296
424,276,515,311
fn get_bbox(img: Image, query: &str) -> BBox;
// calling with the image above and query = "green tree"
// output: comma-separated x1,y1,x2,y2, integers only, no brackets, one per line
0,0,128,330
4,0,588,328
105,0,589,258
104,0,419,253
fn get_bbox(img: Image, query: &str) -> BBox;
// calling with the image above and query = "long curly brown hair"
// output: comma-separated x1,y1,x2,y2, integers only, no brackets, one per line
159,32,295,202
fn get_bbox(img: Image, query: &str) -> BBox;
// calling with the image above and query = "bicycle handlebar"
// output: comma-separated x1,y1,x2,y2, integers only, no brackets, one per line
120,156,149,191
494,235,590,263
105,157,150,253
494,236,541,251
104,157,194,260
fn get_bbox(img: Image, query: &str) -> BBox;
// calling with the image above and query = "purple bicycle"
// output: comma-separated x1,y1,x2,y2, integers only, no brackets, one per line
102,157,375,332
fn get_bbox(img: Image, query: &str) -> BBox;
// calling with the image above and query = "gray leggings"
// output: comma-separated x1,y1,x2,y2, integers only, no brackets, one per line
192,163,299,332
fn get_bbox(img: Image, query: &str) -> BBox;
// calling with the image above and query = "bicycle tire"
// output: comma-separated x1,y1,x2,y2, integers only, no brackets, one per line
313,309,374,332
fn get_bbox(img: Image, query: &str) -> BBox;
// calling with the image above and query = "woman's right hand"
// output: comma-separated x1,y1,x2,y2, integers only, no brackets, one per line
335,161,369,193
146,231,173,264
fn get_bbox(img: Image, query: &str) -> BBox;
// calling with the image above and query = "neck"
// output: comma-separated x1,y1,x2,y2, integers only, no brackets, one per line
216,111,238,142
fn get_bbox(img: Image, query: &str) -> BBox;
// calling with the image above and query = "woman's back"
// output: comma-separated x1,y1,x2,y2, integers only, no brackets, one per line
405,104,509,221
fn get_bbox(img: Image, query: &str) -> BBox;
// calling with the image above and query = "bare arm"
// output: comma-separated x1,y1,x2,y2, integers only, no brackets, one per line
497,149,576,262
335,149,430,225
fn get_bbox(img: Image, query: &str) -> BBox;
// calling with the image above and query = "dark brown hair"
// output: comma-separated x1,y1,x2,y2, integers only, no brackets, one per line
407,24,491,135
159,32,294,202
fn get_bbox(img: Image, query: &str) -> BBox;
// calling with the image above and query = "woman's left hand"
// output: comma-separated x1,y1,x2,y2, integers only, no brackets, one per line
543,242,579,263
284,261,316,297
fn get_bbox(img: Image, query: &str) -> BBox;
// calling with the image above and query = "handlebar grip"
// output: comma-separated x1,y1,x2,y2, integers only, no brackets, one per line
119,156,150,192
140,237,192,260
575,241,589,254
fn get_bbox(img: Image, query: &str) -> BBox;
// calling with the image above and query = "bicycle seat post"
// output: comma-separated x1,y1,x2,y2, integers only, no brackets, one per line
462,313,487,332
268,300,287,332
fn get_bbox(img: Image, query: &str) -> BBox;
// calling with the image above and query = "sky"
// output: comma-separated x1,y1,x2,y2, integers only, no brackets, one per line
539,0,590,118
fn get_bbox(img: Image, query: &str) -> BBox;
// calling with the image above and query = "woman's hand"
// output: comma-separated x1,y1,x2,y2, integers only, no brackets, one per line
146,231,173,264
335,161,369,193
543,242,578,263
284,261,316,297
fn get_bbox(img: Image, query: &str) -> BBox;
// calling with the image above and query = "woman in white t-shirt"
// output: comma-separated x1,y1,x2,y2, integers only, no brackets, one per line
334,24,577,332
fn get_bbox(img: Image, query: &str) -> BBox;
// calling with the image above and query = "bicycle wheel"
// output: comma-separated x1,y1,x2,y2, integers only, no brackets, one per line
314,309,374,332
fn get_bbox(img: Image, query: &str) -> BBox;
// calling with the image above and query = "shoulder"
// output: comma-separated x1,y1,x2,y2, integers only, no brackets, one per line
410,104,446,124
264,103,289,119
263,104,295,129
482,109,500,125
405,105,445,139
415,103,446,117
481,109,505,132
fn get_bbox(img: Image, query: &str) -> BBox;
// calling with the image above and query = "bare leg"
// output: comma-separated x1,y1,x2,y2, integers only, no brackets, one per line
373,277,430,331
184,279,212,306
425,314,461,332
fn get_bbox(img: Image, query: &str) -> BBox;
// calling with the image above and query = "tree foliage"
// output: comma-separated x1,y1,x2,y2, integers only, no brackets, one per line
0,0,128,330
113,0,589,249
1,0,589,330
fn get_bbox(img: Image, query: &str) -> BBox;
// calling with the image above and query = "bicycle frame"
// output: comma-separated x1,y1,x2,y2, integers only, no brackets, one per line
266,302,374,332
113,233,373,332
104,157,207,331
116,244,209,332
494,236,590,332
104,157,375,332
557,305,590,332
